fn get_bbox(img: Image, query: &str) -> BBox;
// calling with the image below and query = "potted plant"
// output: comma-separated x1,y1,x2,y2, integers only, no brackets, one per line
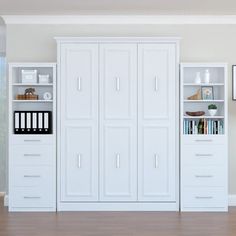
208,104,217,116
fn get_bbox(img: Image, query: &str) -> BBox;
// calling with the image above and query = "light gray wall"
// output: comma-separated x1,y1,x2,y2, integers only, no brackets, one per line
6,24,236,194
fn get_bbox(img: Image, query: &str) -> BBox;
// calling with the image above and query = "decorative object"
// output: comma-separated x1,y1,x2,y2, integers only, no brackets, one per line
204,69,210,83
187,89,201,100
194,72,201,84
16,87,38,100
39,74,50,84
43,92,52,100
201,86,214,100
186,111,205,116
208,104,217,116
233,65,236,100
21,70,37,83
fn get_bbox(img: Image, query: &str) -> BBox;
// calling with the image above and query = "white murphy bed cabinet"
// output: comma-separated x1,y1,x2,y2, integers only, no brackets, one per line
56,37,180,211
8,63,57,212
180,63,228,212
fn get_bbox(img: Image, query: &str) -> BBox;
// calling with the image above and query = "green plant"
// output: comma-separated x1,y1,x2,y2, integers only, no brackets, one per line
208,104,217,110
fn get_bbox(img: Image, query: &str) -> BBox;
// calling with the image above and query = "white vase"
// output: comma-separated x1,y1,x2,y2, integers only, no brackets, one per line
204,69,210,84
195,72,201,84
208,109,217,116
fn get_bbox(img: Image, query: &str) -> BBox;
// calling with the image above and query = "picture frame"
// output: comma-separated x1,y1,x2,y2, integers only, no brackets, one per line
232,65,236,100
201,86,214,100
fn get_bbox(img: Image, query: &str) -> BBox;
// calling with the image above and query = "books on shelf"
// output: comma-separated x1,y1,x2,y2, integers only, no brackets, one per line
183,118,224,135
14,111,52,134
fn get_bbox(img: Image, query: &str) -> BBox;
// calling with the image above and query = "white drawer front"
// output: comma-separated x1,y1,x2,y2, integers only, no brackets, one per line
182,136,225,145
182,167,225,187
11,145,53,166
11,166,53,187
10,187,54,208
182,187,227,208
12,135,53,145
182,145,225,166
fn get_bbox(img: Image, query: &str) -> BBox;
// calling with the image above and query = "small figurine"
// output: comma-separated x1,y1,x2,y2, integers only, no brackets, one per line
25,88,36,95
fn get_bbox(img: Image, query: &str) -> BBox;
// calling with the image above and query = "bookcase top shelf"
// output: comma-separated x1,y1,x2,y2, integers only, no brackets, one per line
183,83,224,86
184,100,224,103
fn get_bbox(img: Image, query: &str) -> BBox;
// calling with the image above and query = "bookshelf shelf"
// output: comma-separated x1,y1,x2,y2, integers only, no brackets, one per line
184,100,224,103
183,83,224,86
12,83,53,86
183,116,224,119
13,100,53,103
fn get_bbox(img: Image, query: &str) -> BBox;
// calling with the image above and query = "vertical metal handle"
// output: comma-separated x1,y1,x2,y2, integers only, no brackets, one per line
77,154,82,168
77,77,81,91
155,154,159,168
155,76,158,91
116,154,120,168
116,77,120,91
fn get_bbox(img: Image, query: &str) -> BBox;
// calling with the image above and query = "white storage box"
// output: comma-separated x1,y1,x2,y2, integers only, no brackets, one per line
21,70,37,83
39,74,50,84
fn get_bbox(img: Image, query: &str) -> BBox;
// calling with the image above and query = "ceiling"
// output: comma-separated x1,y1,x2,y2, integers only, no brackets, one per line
1,0,236,15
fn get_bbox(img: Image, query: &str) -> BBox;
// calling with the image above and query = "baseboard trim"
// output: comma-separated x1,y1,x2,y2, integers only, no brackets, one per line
3,195,236,209
4,194,8,207
228,195,236,206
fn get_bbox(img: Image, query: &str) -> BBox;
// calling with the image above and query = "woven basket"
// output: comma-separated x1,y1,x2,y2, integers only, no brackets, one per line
16,94,38,100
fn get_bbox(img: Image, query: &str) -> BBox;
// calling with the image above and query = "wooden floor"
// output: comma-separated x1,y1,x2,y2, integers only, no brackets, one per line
1,197,236,236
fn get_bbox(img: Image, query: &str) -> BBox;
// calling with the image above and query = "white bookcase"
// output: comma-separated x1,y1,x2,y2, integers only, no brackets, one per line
8,63,56,212
180,63,228,212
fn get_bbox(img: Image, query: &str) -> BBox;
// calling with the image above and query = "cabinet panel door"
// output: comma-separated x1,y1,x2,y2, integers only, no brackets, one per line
100,43,137,201
61,126,98,201
100,44,137,120
138,44,176,120
61,43,98,120
60,43,99,202
138,126,175,201
138,44,177,202
100,126,137,201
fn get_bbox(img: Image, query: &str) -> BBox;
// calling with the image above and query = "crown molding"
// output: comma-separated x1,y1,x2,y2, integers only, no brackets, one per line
2,15,236,25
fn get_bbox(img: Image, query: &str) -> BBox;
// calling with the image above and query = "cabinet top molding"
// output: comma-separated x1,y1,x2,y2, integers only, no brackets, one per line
3,15,236,25
55,37,181,43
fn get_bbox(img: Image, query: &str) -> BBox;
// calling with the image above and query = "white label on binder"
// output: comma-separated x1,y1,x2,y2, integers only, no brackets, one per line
38,113,43,129
44,113,49,129
15,112,19,129
32,113,37,129
20,113,25,129
26,113,31,129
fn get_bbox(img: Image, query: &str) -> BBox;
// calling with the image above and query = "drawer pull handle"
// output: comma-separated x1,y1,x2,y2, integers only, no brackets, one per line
154,154,159,168
195,154,213,157
77,154,82,168
77,77,82,91
24,175,41,178
116,154,120,168
115,77,120,91
24,139,41,142
155,76,159,91
24,154,41,157
195,139,212,142
195,196,213,199
24,196,41,199
195,175,213,178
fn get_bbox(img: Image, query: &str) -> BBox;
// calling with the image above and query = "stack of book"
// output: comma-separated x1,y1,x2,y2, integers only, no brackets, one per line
183,119,224,135
14,111,52,134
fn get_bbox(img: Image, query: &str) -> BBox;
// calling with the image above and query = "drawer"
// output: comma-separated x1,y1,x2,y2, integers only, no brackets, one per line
11,145,54,166
10,166,54,187
182,135,225,145
182,187,227,208
10,186,55,208
11,135,53,145
182,145,226,166
182,166,226,187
